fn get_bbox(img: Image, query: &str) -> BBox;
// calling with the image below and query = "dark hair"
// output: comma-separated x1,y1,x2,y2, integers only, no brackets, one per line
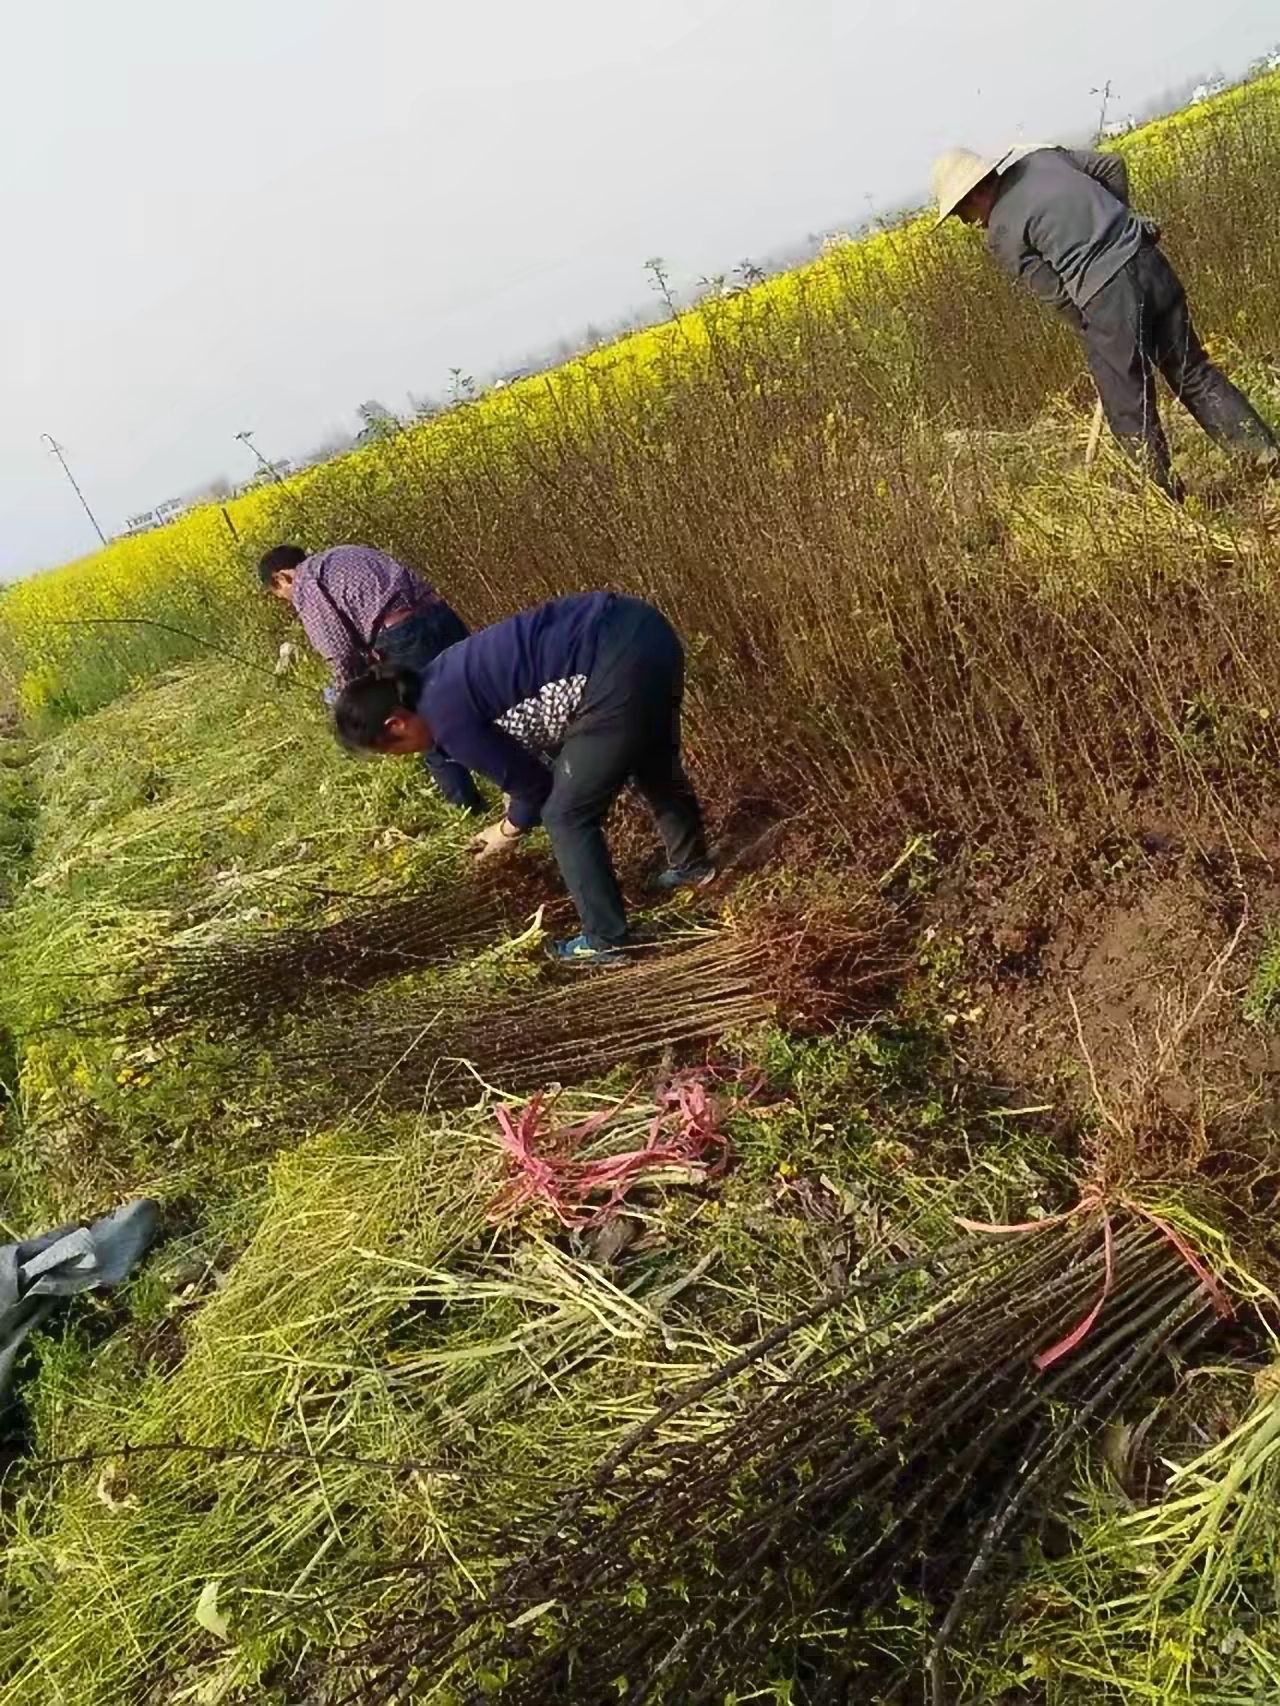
257,544,308,588
333,666,423,752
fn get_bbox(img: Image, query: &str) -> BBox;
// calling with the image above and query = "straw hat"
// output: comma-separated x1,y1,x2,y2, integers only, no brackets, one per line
930,147,998,226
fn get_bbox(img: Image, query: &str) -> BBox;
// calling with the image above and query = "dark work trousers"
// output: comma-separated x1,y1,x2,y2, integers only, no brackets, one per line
374,606,485,812
1081,243,1279,497
543,596,708,948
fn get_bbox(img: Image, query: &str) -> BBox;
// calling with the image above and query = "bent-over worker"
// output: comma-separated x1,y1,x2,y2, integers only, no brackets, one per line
334,591,715,967
931,144,1279,497
258,542,483,812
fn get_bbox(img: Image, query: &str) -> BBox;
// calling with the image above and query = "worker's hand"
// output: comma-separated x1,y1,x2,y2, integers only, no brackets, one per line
471,819,522,862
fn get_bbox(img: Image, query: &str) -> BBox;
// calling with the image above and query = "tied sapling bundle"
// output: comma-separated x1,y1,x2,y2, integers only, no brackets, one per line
349,1209,1231,1705
275,902,899,1111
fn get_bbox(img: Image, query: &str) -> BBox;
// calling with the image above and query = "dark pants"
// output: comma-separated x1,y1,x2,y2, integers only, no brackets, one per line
374,605,485,812
543,596,708,948
1082,244,1279,497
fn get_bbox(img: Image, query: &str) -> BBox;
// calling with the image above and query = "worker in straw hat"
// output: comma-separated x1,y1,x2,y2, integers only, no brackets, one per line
931,144,1279,499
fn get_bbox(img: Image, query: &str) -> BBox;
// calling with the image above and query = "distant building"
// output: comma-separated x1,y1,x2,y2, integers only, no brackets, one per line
119,494,204,539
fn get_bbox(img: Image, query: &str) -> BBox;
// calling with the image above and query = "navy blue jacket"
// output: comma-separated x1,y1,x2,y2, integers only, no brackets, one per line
418,592,612,828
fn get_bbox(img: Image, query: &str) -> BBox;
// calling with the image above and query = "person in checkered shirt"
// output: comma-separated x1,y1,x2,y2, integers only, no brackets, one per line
259,542,484,813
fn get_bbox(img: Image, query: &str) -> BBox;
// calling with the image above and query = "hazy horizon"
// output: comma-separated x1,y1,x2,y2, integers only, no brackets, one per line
4,0,1277,580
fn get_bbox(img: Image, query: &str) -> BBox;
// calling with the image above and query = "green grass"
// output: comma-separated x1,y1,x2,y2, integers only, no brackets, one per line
0,658,500,1223
1,1044,1068,1705
0,739,36,903
989,1361,1280,1702
0,657,1085,1704
5,576,1280,1706
1244,931,1280,1026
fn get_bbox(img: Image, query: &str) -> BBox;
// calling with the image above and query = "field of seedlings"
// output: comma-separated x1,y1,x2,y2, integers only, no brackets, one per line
5,70,1280,1706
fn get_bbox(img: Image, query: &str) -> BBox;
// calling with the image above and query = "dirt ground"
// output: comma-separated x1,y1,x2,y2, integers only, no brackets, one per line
948,819,1280,1198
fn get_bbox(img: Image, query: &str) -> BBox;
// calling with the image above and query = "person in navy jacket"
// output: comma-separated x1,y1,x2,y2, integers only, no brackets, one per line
334,591,714,965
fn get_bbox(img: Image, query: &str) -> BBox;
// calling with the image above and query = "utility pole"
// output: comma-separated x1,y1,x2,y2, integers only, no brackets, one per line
41,432,107,547
235,428,287,487
1090,78,1114,142
235,428,312,536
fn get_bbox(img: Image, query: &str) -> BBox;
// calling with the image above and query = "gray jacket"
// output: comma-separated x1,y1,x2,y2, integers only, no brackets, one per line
986,146,1150,324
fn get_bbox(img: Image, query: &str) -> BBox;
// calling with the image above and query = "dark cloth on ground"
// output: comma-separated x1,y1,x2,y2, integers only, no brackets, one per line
1,1200,160,1410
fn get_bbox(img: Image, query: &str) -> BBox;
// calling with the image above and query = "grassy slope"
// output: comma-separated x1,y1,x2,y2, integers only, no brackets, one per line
0,666,1075,1703
5,641,1280,1706
5,69,1280,1706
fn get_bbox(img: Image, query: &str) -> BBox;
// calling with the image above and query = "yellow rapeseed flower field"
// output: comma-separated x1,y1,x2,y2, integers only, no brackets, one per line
2,70,1275,723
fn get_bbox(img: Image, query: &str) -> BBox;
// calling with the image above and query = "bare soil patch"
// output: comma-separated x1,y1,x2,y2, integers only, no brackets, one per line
946,824,1280,1153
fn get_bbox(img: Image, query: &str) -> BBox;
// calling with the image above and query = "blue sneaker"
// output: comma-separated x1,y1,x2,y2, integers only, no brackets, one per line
648,862,718,895
547,933,628,968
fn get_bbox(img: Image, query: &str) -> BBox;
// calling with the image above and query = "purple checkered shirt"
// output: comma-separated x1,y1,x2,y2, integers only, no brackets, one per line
291,545,439,688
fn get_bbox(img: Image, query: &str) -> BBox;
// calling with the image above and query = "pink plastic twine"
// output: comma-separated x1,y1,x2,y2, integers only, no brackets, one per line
489,1070,737,1228
956,1193,1232,1373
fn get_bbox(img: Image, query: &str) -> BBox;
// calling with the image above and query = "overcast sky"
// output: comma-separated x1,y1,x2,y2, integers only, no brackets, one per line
3,0,1276,579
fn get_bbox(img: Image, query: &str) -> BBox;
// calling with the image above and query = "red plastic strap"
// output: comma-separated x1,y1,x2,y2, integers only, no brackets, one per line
1132,1207,1234,1320
956,1191,1233,1372
490,1073,738,1228
1034,1211,1114,1372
